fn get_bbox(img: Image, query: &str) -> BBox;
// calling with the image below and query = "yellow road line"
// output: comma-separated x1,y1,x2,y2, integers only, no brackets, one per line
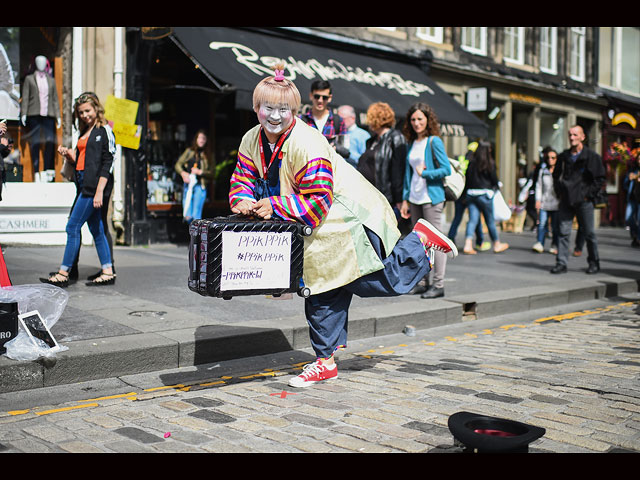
35,402,99,416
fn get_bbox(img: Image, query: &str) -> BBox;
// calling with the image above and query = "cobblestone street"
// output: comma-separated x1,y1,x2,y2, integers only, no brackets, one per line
1,295,639,453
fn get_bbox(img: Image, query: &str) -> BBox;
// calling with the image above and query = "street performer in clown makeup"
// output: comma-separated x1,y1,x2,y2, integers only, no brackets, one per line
229,63,457,388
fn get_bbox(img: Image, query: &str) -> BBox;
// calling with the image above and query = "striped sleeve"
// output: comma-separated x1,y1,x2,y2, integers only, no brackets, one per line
270,157,333,228
229,151,259,207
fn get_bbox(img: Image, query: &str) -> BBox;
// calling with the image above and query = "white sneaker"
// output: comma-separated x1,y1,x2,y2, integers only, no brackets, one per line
532,242,544,253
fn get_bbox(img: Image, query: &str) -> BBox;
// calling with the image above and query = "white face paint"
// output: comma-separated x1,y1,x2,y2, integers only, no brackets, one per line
258,103,293,139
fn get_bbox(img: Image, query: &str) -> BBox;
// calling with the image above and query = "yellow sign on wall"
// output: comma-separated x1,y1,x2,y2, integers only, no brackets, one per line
104,95,141,150
111,123,142,150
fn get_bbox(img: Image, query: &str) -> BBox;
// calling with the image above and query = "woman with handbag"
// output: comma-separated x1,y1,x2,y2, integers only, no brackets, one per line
40,92,116,287
399,102,451,299
175,129,213,224
462,141,509,254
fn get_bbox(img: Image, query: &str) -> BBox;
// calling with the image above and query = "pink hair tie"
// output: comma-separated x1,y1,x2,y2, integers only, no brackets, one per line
274,69,285,81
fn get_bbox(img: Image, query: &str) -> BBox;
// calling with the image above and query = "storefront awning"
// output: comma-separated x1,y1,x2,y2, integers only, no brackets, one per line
170,27,487,138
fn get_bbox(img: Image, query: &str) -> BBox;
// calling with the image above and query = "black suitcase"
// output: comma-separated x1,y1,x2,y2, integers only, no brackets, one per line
188,215,313,300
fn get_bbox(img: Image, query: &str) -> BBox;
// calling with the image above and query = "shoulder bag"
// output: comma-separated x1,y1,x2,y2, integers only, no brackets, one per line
429,137,465,201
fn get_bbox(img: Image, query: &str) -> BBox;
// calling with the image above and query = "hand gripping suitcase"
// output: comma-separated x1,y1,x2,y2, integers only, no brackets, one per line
188,215,313,300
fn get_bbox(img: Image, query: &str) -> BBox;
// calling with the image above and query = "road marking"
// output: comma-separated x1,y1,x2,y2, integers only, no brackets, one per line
35,403,99,416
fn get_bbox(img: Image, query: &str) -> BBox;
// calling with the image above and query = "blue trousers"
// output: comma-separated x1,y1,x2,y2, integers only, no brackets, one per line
448,197,484,244
465,193,500,243
537,209,559,247
61,172,113,271
304,228,431,359
183,183,207,222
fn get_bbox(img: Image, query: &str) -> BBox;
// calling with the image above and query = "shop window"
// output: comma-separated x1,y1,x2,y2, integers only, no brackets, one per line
503,27,524,65
569,27,585,82
460,27,487,56
539,111,565,154
539,27,557,75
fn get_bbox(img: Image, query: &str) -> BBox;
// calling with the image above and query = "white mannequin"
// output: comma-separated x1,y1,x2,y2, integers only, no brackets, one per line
21,56,61,129
21,55,61,182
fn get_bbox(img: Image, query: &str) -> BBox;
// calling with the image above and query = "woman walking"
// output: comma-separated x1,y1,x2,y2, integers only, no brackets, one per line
532,147,560,254
462,141,509,254
40,92,116,287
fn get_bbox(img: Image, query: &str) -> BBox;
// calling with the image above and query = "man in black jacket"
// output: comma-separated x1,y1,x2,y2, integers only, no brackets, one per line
550,125,605,274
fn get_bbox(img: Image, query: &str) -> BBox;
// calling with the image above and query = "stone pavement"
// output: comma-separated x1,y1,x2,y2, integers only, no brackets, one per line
1,225,639,394
0,295,639,453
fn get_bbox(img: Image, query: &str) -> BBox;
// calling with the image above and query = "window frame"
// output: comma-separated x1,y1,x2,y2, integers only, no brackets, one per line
460,27,487,56
416,27,443,44
539,27,558,75
503,27,525,65
569,27,586,82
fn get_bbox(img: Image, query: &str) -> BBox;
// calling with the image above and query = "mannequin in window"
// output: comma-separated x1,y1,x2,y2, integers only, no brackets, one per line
20,55,61,182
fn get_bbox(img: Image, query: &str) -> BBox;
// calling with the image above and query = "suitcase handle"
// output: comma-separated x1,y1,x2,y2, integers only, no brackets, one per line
219,214,313,236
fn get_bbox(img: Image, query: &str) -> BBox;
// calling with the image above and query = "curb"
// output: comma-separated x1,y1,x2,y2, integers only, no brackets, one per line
1,275,638,394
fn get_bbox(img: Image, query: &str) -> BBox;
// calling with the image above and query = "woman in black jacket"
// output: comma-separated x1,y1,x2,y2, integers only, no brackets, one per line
41,92,116,287
357,102,407,209
462,141,509,254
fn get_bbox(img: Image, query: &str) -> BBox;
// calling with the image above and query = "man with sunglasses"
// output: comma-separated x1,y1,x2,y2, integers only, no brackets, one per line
300,80,349,159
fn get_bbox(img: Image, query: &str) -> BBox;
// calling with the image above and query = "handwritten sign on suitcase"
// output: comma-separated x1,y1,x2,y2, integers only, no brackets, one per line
221,231,292,291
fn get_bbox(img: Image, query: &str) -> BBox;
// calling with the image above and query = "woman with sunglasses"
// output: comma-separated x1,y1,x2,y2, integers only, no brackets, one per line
40,92,116,287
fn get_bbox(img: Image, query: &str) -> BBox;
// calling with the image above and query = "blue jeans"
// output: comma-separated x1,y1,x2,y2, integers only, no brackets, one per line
304,228,430,359
448,197,484,244
537,209,559,247
61,192,113,271
626,200,639,240
465,193,500,243
183,184,207,222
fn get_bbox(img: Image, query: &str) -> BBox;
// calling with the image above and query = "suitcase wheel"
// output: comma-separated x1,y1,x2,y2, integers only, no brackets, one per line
223,296,233,300
298,287,311,298
302,225,313,237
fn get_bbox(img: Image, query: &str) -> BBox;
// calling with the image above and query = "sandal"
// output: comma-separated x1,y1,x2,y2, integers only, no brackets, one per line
494,242,509,253
86,272,116,286
40,271,70,288
463,248,477,255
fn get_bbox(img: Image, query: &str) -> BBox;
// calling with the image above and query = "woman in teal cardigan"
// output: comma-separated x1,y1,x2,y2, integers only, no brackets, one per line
400,103,451,299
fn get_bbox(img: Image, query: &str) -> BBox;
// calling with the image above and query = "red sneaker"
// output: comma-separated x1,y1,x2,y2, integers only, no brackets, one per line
413,219,458,259
288,361,338,388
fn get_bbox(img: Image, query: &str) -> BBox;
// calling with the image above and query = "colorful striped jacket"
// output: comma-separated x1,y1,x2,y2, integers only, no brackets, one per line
230,119,400,295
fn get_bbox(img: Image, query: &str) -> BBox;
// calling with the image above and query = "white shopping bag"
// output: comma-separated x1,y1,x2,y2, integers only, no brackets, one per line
493,190,512,222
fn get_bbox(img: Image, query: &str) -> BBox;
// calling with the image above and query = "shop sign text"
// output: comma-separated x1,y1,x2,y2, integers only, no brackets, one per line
209,42,436,98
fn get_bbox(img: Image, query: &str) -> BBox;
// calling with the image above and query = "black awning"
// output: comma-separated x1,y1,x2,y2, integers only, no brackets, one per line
171,27,487,138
